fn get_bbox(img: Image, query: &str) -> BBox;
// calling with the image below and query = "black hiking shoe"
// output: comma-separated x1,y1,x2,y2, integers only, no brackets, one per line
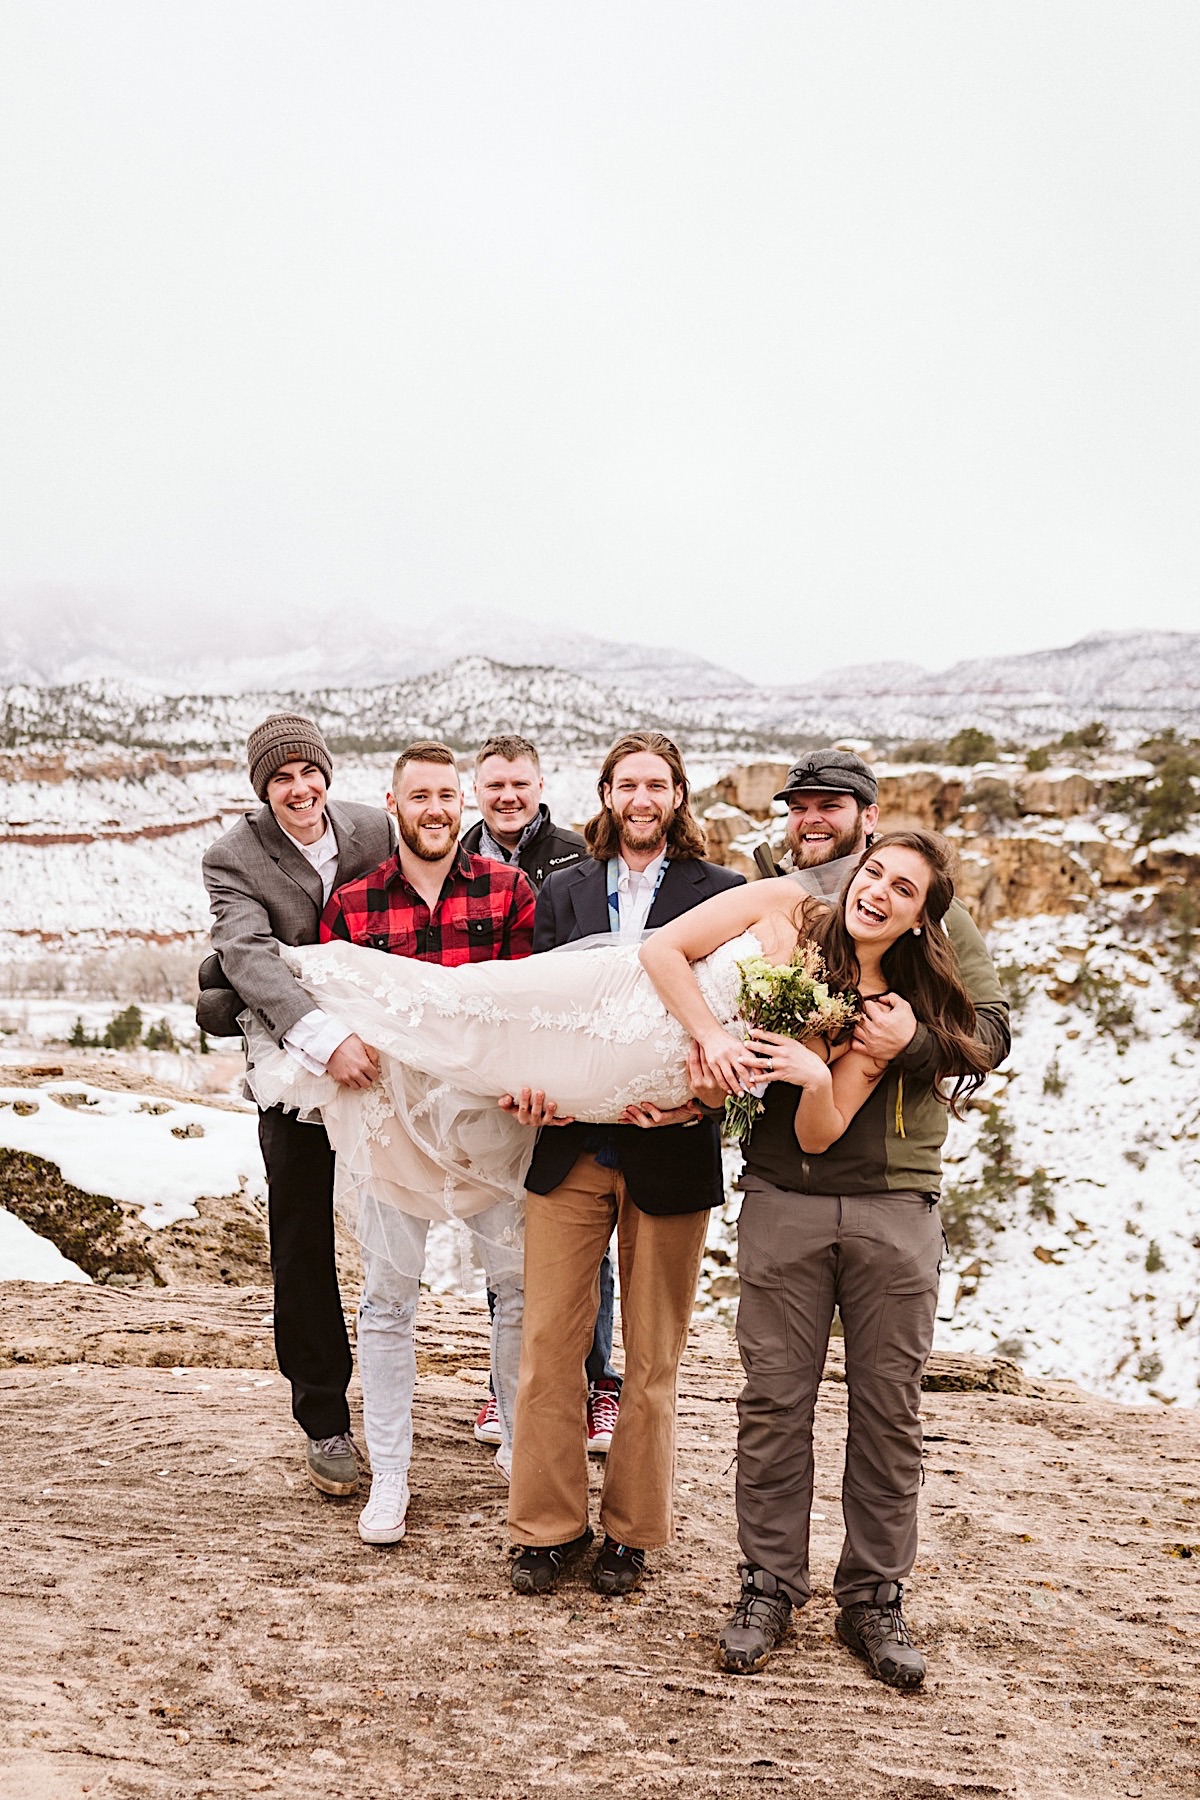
836,1582,926,1689
717,1565,793,1673
510,1528,594,1596
591,1537,645,1595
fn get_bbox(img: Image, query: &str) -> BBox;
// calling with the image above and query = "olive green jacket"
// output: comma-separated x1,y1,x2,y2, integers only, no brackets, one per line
742,897,1009,1196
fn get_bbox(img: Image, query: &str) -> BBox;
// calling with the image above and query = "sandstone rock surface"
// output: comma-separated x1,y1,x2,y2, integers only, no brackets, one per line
875,767,965,831
700,803,755,864
1141,843,1200,891
953,835,1096,926
1,1282,1196,1799
712,761,789,817
1017,769,1099,818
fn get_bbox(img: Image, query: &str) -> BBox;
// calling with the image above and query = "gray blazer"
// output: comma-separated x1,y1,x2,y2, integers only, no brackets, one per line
202,799,394,1050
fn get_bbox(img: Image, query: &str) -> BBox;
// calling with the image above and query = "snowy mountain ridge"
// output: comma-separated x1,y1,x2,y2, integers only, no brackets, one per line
3,636,1200,756
1,586,1198,735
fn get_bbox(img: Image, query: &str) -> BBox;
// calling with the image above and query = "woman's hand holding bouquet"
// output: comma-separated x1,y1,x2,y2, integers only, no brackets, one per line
745,1027,833,1092
722,943,859,1144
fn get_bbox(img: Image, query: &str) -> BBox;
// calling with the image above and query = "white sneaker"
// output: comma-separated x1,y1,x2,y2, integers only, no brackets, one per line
494,1440,511,1484
357,1469,410,1545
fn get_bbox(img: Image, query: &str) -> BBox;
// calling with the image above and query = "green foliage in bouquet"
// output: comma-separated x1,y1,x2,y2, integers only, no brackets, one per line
724,942,859,1144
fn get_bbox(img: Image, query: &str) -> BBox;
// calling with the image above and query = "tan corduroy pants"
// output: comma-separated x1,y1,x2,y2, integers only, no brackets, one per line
507,1153,709,1550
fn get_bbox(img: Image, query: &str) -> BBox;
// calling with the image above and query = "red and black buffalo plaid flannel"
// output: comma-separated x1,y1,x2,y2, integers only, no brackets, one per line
320,843,536,965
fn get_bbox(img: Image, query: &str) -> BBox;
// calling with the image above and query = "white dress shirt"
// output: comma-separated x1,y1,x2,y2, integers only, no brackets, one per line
614,850,666,937
281,821,353,1074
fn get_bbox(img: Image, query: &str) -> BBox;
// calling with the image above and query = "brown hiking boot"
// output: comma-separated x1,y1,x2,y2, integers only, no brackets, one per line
836,1582,926,1689
717,1565,793,1673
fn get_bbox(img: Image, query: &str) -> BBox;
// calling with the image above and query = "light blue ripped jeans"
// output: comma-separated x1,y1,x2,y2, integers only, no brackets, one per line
356,1201,524,1475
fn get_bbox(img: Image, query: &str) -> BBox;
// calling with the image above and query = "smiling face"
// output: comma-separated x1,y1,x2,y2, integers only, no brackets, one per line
604,752,682,856
389,760,463,864
266,759,329,845
475,754,543,848
785,791,877,867
844,844,932,949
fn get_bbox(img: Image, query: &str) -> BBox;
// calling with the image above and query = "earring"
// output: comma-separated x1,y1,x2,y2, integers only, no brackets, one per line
912,926,922,937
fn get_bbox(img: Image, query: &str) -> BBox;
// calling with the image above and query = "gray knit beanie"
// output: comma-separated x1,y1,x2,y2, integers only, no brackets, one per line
247,713,333,801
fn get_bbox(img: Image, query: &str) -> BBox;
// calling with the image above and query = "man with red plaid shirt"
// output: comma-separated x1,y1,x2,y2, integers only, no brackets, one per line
321,740,536,1547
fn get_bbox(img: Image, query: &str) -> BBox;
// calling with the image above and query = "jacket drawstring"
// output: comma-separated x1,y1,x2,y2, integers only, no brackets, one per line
894,1073,906,1139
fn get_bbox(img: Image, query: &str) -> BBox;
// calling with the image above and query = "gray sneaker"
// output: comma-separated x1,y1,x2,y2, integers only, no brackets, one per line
306,1433,360,1496
836,1582,926,1689
717,1565,793,1673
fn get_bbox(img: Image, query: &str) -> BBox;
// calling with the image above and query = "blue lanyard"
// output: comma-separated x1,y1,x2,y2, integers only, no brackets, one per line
606,855,669,932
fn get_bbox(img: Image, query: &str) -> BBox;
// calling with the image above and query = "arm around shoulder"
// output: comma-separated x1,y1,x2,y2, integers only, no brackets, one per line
896,898,1010,1079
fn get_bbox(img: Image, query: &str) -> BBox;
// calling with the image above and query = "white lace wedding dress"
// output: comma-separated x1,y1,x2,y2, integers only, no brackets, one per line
245,930,756,1275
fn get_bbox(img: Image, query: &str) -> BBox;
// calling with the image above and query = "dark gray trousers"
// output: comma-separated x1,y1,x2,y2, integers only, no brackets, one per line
734,1177,942,1607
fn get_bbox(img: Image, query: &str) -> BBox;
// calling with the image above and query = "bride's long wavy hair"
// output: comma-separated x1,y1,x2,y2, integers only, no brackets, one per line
584,730,709,863
800,829,992,1114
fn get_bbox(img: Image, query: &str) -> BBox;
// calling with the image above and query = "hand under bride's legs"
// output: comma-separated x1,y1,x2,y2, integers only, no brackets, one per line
357,1244,427,1474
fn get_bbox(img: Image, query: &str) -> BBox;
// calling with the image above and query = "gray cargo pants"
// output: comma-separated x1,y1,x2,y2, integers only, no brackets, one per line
734,1176,942,1608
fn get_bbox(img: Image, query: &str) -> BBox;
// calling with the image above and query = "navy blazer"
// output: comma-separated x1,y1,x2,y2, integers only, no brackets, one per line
525,855,745,1214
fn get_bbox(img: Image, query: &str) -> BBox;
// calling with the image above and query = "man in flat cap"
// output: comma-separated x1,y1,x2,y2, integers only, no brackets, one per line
718,748,1009,1688
756,748,881,895
200,714,393,1497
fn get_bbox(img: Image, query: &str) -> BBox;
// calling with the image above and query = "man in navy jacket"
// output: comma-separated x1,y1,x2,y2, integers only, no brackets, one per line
505,731,743,1597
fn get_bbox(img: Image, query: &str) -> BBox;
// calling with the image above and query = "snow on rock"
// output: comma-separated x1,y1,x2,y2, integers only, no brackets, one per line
0,1083,263,1228
0,1206,90,1283
937,912,1200,1407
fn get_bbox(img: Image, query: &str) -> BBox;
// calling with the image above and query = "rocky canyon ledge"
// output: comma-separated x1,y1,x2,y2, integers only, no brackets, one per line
1,1280,1198,1799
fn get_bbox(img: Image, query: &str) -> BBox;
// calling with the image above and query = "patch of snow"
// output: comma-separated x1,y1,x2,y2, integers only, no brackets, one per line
0,1083,265,1227
937,913,1200,1407
1147,826,1200,856
0,1206,90,1283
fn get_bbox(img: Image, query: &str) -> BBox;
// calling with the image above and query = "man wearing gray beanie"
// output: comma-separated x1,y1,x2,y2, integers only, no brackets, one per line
201,713,394,1497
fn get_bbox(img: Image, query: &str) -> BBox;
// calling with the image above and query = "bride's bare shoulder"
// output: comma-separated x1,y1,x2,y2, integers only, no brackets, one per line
745,875,810,918
745,879,834,955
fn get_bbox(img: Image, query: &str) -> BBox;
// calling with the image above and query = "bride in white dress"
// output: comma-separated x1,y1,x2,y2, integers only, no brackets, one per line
244,830,980,1276
244,922,758,1274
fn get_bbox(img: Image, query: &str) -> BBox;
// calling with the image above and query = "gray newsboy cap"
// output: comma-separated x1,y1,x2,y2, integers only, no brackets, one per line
774,749,878,807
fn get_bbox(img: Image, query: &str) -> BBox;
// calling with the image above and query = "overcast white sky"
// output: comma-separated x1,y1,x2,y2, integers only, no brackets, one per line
0,2,1196,684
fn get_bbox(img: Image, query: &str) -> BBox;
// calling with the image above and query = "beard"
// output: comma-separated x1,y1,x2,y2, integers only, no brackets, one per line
786,814,862,868
615,804,672,856
398,813,457,862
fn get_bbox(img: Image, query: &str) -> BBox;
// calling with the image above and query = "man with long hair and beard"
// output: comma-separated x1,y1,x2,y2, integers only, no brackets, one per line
504,731,744,1598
